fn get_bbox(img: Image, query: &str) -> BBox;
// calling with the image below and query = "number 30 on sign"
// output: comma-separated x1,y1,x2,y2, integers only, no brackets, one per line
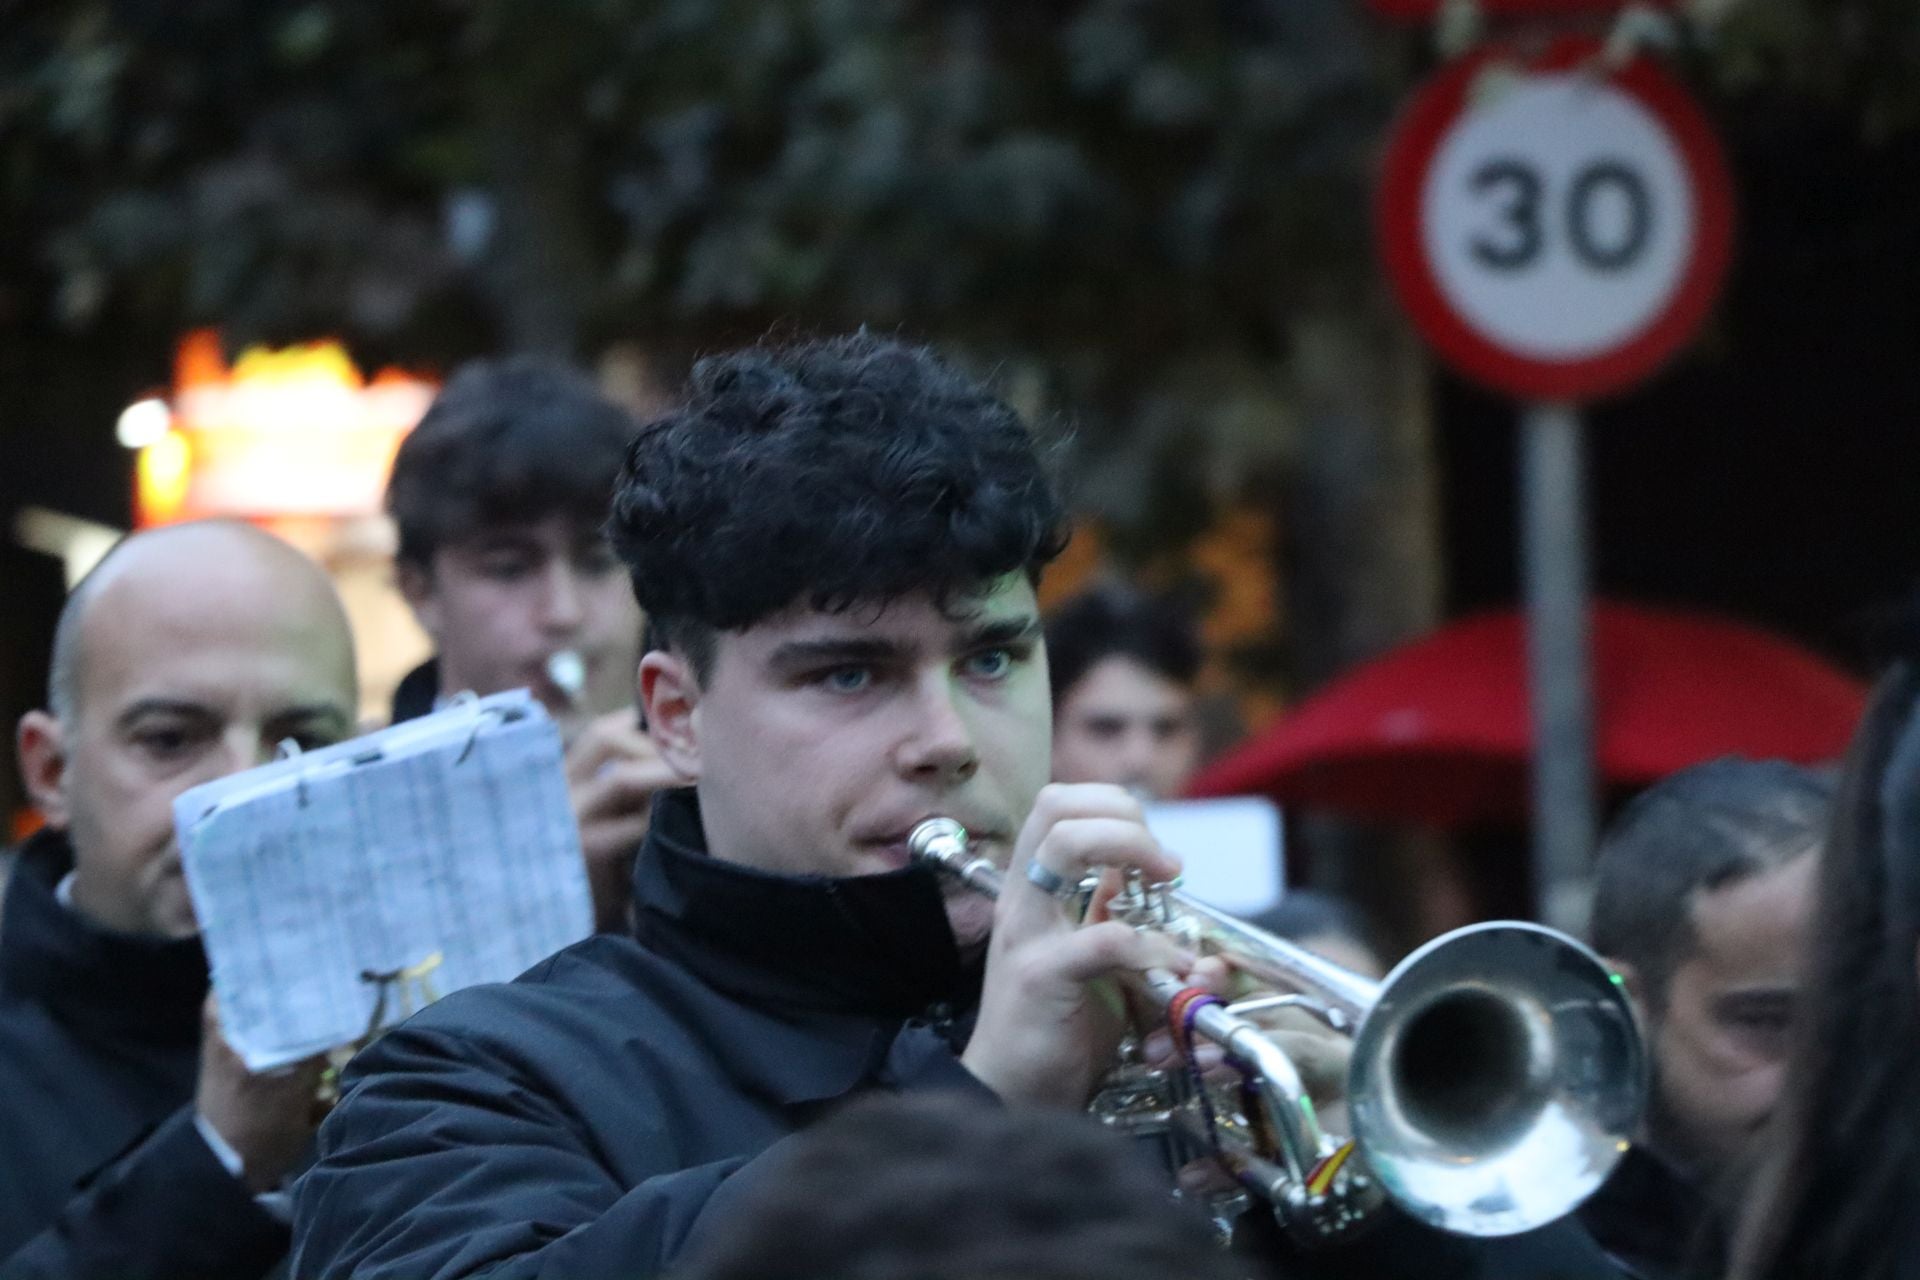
1377,38,1735,403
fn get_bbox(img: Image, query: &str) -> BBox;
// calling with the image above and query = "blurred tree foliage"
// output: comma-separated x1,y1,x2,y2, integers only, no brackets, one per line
2,0,1421,689
1,1,1391,520
5,0,1911,685
1707,0,1920,140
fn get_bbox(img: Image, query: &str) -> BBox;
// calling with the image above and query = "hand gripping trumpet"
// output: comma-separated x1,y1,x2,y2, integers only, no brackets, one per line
908,817,1646,1246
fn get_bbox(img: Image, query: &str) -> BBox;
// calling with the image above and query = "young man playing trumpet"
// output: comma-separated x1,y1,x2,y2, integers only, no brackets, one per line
386,358,680,929
294,336,1621,1279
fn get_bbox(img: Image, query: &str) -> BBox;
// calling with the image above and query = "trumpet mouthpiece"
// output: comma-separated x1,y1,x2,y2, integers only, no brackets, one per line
908,818,1004,898
907,818,967,864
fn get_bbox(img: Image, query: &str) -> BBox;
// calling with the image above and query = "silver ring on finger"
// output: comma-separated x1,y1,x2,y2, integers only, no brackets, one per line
1024,860,1079,900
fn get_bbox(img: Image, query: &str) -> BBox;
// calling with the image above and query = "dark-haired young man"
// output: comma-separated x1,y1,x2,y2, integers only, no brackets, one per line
294,337,1623,1280
1046,584,1203,800
386,358,679,928
1579,758,1830,1280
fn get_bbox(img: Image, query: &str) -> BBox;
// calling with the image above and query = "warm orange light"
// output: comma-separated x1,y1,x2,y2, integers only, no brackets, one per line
10,807,45,845
133,330,436,526
174,328,229,389
135,430,193,526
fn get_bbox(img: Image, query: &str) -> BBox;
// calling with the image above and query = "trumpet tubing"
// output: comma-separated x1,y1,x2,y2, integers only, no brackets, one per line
908,817,1646,1245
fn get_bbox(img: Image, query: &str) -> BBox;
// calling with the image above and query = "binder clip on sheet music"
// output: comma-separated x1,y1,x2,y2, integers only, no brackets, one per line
174,690,595,1072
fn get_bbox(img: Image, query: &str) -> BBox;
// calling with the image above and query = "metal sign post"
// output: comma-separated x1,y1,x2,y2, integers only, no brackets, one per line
1377,36,1735,921
1520,403,1595,931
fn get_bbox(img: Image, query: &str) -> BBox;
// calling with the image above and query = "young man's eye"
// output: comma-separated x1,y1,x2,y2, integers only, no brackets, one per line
818,667,873,694
477,557,535,581
962,648,1016,680
1717,999,1795,1055
575,547,622,577
1731,1009,1791,1035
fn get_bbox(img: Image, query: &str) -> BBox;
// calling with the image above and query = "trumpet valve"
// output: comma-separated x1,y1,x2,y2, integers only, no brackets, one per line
1110,871,1185,933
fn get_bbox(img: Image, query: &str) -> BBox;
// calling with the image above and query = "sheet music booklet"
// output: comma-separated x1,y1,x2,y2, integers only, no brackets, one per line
174,690,593,1071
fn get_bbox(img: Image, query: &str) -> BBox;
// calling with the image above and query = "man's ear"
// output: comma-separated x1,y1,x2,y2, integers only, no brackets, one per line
16,711,71,830
395,558,443,640
640,651,702,781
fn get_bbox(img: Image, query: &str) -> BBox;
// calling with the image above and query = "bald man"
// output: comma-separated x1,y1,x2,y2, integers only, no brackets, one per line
2,521,359,1280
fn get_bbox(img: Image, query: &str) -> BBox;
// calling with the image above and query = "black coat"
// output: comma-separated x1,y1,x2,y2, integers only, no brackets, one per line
1578,1143,1726,1280
388,658,440,725
0,829,286,1279
292,790,1626,1280
291,789,989,1279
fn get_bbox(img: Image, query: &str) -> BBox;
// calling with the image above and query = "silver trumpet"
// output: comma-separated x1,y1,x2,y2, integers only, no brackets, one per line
908,817,1645,1246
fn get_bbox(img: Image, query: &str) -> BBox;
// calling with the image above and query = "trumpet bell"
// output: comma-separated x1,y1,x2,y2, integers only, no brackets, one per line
1347,922,1647,1237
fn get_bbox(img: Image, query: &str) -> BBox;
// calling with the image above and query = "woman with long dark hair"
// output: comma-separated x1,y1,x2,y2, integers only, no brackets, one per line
1729,664,1920,1280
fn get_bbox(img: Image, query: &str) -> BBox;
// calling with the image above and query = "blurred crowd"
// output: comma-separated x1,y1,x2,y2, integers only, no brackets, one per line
0,334,1908,1280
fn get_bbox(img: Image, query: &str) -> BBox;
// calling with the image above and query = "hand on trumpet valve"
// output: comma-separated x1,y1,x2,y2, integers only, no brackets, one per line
961,784,1206,1110
920,790,1646,1242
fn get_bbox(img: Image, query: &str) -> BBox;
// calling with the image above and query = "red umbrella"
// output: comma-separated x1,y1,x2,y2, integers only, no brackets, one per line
1188,601,1869,826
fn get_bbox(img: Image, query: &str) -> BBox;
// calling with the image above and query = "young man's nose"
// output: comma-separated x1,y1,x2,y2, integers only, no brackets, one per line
897,673,980,782
1114,727,1161,777
537,560,589,630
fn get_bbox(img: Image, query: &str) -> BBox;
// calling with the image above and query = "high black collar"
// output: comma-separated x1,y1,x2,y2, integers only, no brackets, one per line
631,789,982,1021
389,656,441,724
0,828,209,1047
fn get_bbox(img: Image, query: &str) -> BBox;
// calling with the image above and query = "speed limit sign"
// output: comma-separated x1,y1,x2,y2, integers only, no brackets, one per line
1378,38,1734,402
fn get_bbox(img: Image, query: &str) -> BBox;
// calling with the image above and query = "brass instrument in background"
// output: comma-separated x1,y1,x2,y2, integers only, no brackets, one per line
908,817,1645,1246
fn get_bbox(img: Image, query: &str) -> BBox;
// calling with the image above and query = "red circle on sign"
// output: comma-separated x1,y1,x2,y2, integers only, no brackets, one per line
1376,38,1735,403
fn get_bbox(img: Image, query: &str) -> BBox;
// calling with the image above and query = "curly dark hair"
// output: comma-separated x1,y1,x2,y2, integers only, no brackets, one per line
609,334,1068,673
1044,582,1204,705
388,356,639,567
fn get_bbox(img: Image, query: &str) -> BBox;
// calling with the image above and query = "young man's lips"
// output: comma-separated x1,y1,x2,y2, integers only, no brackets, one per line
862,840,915,870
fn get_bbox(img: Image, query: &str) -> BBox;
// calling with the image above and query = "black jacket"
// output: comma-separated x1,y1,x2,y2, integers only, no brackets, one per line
389,658,440,724
0,829,286,1279
292,790,1625,1280
291,789,989,1279
1579,1144,1726,1280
